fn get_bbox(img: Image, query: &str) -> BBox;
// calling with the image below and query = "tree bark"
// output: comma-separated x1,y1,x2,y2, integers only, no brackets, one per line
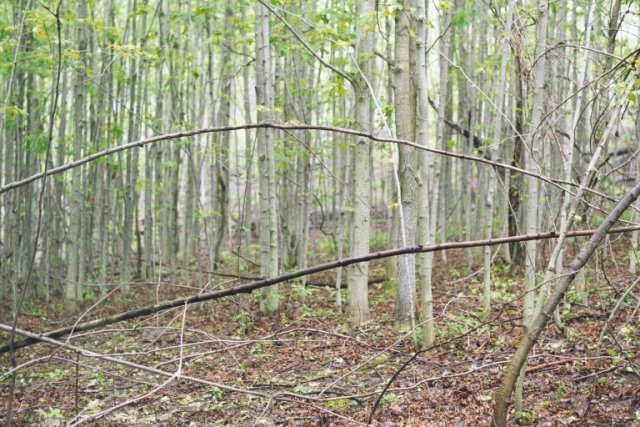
483,0,515,313
394,0,417,332
255,1,280,314
346,0,375,327
65,0,88,307
517,0,549,412
415,0,433,346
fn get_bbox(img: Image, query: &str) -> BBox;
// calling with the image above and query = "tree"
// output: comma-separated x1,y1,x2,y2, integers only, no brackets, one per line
255,1,280,314
65,0,88,307
483,0,516,312
414,0,433,346
517,0,549,412
393,1,417,332
346,0,375,327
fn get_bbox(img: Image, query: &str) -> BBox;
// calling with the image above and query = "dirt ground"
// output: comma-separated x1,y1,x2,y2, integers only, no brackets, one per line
1,241,639,426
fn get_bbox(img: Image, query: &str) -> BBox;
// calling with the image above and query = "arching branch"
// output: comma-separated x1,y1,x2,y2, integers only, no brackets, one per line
0,122,614,209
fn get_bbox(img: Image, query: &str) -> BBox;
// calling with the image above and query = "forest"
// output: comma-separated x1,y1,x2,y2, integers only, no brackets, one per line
1,0,639,425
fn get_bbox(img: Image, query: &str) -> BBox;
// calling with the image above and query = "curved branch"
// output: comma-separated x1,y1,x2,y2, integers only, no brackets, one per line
0,122,613,209
254,0,354,86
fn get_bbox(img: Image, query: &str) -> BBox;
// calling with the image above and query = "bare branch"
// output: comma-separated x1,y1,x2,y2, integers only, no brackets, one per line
0,122,617,208
2,224,639,355
493,179,640,426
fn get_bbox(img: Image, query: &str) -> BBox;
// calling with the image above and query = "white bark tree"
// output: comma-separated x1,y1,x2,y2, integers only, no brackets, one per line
483,0,516,312
347,0,376,327
394,1,417,332
517,0,549,413
255,2,280,314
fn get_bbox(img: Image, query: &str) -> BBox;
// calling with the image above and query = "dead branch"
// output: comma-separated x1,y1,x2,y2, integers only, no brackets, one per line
1,225,639,355
492,179,640,427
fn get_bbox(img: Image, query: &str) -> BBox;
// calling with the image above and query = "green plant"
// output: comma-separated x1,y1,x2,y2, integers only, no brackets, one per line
369,232,389,251
121,293,134,305
491,278,515,301
441,313,479,338
83,286,97,303
293,384,311,394
207,386,224,402
495,262,510,273
35,407,64,420
514,410,537,425
41,368,66,382
325,398,355,410
292,283,313,301
567,290,583,304
555,382,567,401
251,343,269,360
362,354,389,373
23,300,43,317
233,310,252,336
381,392,401,405
86,369,106,387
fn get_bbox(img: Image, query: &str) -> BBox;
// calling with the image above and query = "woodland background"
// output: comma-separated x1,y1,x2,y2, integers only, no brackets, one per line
1,0,640,425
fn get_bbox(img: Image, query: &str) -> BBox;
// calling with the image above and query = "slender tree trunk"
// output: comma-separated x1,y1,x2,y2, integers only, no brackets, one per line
241,5,254,255
483,0,516,313
347,0,375,327
534,0,596,318
385,13,398,283
517,0,549,412
424,4,452,317
415,0,434,346
65,0,88,308
255,1,280,314
631,112,640,274
212,5,234,268
508,27,526,265
394,0,417,332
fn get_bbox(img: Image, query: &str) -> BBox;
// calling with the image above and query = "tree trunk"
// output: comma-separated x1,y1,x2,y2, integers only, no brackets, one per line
65,0,88,308
347,0,375,327
415,0,433,346
517,0,549,412
483,0,516,313
255,1,280,314
393,0,417,332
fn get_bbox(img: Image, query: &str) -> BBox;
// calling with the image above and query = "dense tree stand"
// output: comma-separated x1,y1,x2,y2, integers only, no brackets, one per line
1,1,638,425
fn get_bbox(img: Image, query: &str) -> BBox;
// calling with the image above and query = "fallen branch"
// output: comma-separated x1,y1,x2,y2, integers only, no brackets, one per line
306,277,386,289
0,323,268,398
492,179,640,427
1,225,639,355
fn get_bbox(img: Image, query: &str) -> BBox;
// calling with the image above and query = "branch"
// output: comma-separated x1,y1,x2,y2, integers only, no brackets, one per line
0,323,269,399
0,122,615,208
2,225,639,355
427,97,485,151
254,0,354,86
492,179,640,427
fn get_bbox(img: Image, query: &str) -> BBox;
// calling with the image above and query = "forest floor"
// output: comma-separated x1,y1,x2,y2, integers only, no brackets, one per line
1,240,640,426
